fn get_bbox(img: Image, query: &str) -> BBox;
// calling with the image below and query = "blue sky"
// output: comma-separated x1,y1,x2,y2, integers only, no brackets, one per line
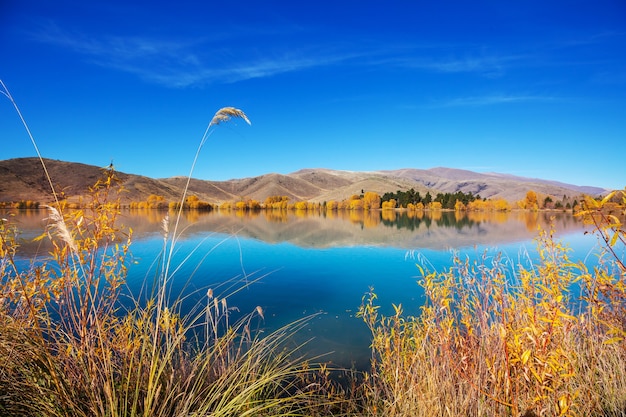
1,1,625,190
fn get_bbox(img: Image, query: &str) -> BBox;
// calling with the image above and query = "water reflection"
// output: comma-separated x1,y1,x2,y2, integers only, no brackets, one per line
5,208,587,257
179,209,583,249
3,207,597,370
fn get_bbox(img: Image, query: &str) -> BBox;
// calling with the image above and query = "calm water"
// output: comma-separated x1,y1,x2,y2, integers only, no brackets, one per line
7,209,601,369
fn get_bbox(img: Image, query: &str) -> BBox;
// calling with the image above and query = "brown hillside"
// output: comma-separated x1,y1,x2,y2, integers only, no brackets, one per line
0,158,128,203
0,157,609,206
289,169,354,189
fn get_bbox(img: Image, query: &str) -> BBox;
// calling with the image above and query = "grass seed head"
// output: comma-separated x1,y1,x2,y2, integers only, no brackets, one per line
44,205,77,252
161,214,169,238
209,107,251,127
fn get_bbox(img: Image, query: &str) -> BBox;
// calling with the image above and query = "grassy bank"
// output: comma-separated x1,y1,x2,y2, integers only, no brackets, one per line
2,177,624,417
2,82,625,416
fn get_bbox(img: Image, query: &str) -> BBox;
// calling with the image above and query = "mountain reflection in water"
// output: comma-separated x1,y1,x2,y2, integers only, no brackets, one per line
7,208,585,253
121,208,584,250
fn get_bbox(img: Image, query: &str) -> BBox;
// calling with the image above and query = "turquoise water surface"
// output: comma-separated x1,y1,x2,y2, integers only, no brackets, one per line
9,209,602,369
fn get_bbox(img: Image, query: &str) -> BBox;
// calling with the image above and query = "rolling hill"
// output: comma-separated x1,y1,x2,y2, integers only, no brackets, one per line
0,157,610,206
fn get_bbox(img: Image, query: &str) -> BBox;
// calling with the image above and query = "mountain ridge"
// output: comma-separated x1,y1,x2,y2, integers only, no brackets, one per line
0,157,610,205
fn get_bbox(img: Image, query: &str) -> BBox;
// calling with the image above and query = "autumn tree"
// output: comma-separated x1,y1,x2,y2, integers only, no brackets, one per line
519,190,539,211
293,201,308,211
363,191,381,210
130,194,168,210
249,199,261,210
381,199,397,210
430,201,443,211
14,200,40,209
185,195,212,210
186,195,201,209
349,198,364,211
264,196,290,209
493,199,511,211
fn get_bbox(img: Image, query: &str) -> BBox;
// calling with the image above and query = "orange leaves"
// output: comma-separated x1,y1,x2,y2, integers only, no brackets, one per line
264,195,290,209
363,191,382,210
381,199,397,210
357,226,616,416
576,188,626,345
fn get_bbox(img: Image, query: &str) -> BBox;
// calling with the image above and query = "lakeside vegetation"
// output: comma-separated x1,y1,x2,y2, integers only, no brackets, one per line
2,169,625,416
2,85,625,415
1,188,584,216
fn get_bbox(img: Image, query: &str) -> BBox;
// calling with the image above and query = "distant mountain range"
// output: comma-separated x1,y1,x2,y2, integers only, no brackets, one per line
0,157,609,205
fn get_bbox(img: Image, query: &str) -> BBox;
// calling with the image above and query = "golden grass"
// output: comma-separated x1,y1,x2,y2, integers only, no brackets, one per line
357,199,626,416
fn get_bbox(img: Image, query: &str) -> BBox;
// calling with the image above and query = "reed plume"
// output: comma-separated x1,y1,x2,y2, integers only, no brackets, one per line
165,107,251,285
43,205,77,253
209,106,251,127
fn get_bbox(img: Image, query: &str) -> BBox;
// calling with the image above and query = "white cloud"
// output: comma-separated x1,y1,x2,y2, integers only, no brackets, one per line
28,24,552,88
30,23,366,87
432,94,558,107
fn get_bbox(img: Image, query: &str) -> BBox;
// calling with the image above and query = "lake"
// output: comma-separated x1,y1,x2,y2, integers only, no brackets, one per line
7,208,601,369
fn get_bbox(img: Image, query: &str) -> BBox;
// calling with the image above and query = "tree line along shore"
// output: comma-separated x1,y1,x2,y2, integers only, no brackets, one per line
0,189,590,213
